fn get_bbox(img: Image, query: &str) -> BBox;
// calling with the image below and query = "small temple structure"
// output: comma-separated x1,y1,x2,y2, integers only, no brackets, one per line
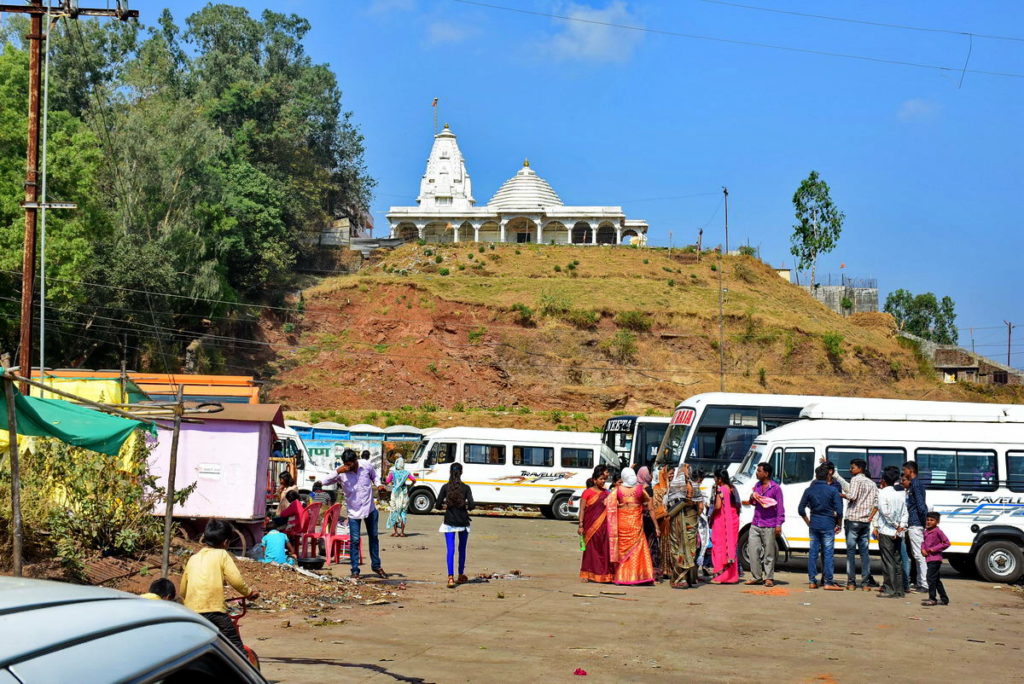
386,124,648,245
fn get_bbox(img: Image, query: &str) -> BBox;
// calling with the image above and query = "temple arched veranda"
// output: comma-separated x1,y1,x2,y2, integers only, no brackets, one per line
386,125,648,246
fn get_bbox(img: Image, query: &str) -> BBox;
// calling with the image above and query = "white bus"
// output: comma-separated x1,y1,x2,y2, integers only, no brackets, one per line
658,392,1023,479
405,427,610,520
601,415,671,470
733,415,1024,583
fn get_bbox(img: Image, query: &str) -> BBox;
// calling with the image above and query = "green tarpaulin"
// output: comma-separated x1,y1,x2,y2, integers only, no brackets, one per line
0,381,151,456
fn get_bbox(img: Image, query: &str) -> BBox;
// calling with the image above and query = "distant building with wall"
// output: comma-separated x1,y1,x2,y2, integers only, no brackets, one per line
899,332,1024,386
787,272,879,315
386,124,648,245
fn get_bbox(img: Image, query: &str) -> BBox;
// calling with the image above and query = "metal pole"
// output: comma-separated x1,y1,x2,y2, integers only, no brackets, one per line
161,385,185,578
18,1,44,396
722,187,729,254
38,0,53,381
3,362,24,576
1006,321,1016,368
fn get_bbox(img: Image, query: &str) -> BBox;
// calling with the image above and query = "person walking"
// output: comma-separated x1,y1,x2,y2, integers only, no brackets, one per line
920,512,951,606
436,462,475,588
842,458,878,590
903,461,929,592
321,449,388,580
385,457,416,537
745,462,784,588
651,466,673,580
875,467,908,599
709,468,740,584
637,466,662,579
606,467,656,586
578,465,613,583
798,464,844,590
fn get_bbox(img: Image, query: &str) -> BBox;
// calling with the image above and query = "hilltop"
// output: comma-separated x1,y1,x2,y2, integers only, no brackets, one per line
263,243,1022,422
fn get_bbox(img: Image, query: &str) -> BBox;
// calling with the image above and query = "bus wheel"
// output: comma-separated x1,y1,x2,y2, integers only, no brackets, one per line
539,505,555,519
551,495,573,521
409,489,435,515
975,540,1024,583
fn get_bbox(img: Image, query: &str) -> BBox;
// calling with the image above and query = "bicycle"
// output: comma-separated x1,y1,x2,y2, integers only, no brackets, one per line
226,596,260,671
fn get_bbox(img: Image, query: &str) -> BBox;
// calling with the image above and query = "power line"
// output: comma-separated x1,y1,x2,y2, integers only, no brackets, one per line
451,0,1024,80
697,0,1024,43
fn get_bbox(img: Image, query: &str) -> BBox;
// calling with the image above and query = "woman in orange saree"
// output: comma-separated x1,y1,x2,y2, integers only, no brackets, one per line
578,466,613,583
651,466,673,580
607,467,655,586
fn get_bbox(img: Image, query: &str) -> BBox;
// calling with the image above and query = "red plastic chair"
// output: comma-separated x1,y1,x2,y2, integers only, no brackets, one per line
323,506,362,565
293,501,321,557
301,502,337,558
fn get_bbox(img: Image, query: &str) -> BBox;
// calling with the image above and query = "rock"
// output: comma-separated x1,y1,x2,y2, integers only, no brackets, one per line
280,620,291,628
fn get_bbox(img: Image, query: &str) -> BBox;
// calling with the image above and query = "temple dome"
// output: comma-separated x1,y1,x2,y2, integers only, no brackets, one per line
488,160,562,210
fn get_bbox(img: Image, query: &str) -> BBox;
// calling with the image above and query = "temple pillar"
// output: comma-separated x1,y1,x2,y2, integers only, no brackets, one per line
499,220,507,243
416,223,425,241
453,224,461,243
591,222,598,245
537,220,544,244
615,227,622,244
474,223,481,242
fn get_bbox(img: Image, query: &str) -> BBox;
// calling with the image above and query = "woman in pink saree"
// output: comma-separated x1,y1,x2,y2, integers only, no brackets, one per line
606,467,655,586
578,466,613,583
710,468,740,584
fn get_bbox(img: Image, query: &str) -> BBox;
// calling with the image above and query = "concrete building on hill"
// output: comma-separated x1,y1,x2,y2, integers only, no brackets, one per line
386,124,648,245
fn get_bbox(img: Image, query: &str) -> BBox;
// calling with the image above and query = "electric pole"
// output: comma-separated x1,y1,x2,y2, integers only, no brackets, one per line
1,1,138,394
718,247,725,392
1006,321,1016,367
722,186,729,254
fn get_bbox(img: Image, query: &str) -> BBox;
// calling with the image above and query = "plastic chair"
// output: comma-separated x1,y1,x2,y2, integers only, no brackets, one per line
293,501,321,556
302,503,338,558
324,507,363,565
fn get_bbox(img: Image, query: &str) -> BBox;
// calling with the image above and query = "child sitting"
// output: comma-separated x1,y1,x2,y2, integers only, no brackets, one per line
140,577,177,601
921,511,951,606
180,520,259,653
261,518,298,565
274,490,306,538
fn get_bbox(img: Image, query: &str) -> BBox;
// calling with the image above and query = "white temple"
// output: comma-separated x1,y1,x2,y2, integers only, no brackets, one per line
386,124,648,245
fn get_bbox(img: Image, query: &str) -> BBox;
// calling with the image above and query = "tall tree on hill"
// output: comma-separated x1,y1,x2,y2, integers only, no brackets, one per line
790,170,845,289
884,289,959,345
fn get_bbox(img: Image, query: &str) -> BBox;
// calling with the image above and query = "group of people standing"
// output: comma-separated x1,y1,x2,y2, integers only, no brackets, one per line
577,458,951,607
577,463,752,588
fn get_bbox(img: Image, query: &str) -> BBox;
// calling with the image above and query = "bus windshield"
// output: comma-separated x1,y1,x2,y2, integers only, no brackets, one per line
410,441,427,464
735,443,765,483
655,408,695,467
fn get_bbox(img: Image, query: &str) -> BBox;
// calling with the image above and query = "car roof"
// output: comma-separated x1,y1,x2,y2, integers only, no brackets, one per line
0,577,216,670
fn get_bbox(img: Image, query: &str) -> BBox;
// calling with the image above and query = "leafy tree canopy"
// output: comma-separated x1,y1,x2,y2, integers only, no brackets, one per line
790,170,845,287
884,288,958,345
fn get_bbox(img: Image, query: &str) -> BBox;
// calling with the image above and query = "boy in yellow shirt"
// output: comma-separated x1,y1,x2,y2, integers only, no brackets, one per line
180,520,259,652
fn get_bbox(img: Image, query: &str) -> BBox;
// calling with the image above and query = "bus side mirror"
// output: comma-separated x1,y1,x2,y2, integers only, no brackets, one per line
425,454,435,468
296,454,305,470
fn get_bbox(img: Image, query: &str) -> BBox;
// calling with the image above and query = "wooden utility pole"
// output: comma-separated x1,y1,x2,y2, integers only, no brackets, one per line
1006,321,1016,368
1,1,138,394
718,249,725,392
161,385,185,578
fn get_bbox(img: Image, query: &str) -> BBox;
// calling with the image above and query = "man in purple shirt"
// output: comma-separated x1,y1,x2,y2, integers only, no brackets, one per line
322,449,387,579
744,462,784,587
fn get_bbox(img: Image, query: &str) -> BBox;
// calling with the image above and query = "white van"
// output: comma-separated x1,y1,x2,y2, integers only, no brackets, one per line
733,416,1024,583
273,425,338,495
406,427,609,520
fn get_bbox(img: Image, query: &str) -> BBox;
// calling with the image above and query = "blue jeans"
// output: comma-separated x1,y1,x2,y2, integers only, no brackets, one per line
348,508,382,575
844,520,872,584
898,534,911,591
808,528,835,585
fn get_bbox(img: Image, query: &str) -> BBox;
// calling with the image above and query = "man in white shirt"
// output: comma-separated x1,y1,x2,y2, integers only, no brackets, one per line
875,467,908,599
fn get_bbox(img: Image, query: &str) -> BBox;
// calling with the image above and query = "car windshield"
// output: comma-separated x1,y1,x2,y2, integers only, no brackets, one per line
410,442,427,464
735,442,765,482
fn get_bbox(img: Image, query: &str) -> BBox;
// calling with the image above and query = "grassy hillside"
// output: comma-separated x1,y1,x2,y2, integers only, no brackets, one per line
265,243,1022,415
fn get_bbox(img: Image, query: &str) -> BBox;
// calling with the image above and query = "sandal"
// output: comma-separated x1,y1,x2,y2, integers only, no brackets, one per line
457,574,469,584
447,575,456,589
763,580,775,588
921,599,938,606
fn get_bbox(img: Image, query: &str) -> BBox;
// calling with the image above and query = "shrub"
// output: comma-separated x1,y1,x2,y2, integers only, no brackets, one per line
282,322,296,334
427,363,438,375
417,238,426,246
734,261,756,283
667,279,675,287
515,249,521,255
758,367,767,387
662,266,674,273
438,267,450,276
566,262,576,271
435,255,443,264
563,309,599,330
511,303,535,326
467,253,474,260
573,260,580,266
600,331,638,363
457,264,466,271
642,258,649,264
478,245,486,253
374,343,389,353
710,263,718,272
553,264,562,272
538,292,572,317
614,310,652,332
468,326,486,343
738,245,757,257
549,409,564,424
420,403,439,412
489,244,495,250
424,248,433,256
452,402,466,413
841,297,853,312
822,332,844,370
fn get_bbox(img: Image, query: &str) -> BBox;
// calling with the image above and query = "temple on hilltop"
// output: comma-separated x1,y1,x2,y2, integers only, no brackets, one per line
386,124,648,245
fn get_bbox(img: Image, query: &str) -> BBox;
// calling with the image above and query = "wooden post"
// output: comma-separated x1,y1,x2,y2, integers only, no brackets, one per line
3,366,24,577
160,385,185,578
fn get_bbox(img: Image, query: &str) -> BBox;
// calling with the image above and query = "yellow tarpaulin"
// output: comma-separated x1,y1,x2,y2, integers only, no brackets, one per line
34,378,149,405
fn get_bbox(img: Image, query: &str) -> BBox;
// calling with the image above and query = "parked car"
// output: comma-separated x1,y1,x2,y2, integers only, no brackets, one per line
0,577,267,683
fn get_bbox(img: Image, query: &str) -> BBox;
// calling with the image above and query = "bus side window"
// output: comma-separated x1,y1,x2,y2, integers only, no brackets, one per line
428,442,456,466
768,448,783,481
782,448,815,484
1007,451,1024,493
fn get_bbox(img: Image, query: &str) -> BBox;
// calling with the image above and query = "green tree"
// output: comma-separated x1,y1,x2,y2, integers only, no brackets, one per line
790,170,845,288
884,288,958,344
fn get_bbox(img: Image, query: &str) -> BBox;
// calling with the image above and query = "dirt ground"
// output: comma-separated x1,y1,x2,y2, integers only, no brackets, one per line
240,514,1024,684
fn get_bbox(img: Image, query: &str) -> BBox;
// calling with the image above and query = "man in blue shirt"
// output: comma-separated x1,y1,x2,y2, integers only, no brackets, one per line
902,461,929,592
798,464,844,590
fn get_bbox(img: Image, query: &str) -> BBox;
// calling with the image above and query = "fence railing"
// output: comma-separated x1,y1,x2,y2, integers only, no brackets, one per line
793,272,877,289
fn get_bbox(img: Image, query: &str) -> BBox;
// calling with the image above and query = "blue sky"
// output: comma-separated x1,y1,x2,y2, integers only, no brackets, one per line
141,1,1023,366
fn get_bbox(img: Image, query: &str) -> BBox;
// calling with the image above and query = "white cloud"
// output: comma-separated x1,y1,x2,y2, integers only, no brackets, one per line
426,21,478,45
898,98,939,122
368,0,415,13
548,1,644,63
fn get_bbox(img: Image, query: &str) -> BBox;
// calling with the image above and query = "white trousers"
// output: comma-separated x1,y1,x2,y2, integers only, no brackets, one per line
907,525,928,589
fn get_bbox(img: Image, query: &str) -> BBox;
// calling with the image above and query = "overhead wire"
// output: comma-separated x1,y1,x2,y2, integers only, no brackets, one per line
451,0,1024,80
